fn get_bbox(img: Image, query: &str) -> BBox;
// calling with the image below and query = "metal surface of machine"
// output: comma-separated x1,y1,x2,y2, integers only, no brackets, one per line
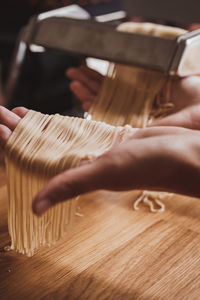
5,2,200,105
23,16,200,76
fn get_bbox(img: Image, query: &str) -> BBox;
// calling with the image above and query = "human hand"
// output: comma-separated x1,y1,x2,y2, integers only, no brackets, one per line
0,106,28,148
1,106,200,217
66,65,200,129
32,125,200,215
151,76,200,129
66,64,103,111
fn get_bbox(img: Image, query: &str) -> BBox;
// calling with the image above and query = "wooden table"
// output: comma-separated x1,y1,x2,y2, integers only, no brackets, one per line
0,165,200,300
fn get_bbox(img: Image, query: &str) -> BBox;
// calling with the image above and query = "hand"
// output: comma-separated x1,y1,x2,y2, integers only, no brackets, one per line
67,65,200,129
32,126,200,216
0,106,28,148
151,76,200,129
1,106,200,217
66,64,103,111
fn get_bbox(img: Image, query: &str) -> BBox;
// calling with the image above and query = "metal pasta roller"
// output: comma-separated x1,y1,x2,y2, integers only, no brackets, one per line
23,17,200,77
5,2,200,105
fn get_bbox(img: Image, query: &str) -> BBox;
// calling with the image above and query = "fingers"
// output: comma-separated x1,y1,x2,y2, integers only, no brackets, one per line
131,125,189,140
0,125,12,147
11,107,28,118
150,106,200,130
150,113,185,128
67,67,102,94
66,66,103,111
70,81,94,108
32,161,104,216
0,106,21,131
0,106,28,146
79,65,103,81
82,101,93,112
169,76,200,110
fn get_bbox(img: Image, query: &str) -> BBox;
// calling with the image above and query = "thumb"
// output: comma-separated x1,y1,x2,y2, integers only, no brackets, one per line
32,160,105,216
150,109,187,128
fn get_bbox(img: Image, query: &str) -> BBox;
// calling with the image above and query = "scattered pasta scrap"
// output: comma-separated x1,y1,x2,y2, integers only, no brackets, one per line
3,245,12,252
133,191,173,213
75,212,84,217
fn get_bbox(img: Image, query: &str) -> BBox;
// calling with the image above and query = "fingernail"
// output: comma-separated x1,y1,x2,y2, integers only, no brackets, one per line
33,198,51,216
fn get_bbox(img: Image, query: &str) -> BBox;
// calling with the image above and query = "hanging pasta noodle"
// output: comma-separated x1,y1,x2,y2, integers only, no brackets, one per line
5,111,132,256
89,22,187,212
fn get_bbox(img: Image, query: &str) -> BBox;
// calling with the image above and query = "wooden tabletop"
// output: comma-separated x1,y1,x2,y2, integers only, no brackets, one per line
0,165,200,300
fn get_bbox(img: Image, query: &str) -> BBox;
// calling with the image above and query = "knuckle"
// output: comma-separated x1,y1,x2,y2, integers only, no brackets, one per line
56,177,78,200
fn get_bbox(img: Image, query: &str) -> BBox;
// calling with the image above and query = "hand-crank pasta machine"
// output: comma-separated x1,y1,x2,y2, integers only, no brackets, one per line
5,1,200,105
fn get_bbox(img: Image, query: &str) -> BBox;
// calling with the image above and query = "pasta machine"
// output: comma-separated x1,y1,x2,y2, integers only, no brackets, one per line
23,17,200,76
5,2,200,104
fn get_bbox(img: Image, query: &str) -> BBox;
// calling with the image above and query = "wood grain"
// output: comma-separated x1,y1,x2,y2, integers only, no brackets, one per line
0,167,200,300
